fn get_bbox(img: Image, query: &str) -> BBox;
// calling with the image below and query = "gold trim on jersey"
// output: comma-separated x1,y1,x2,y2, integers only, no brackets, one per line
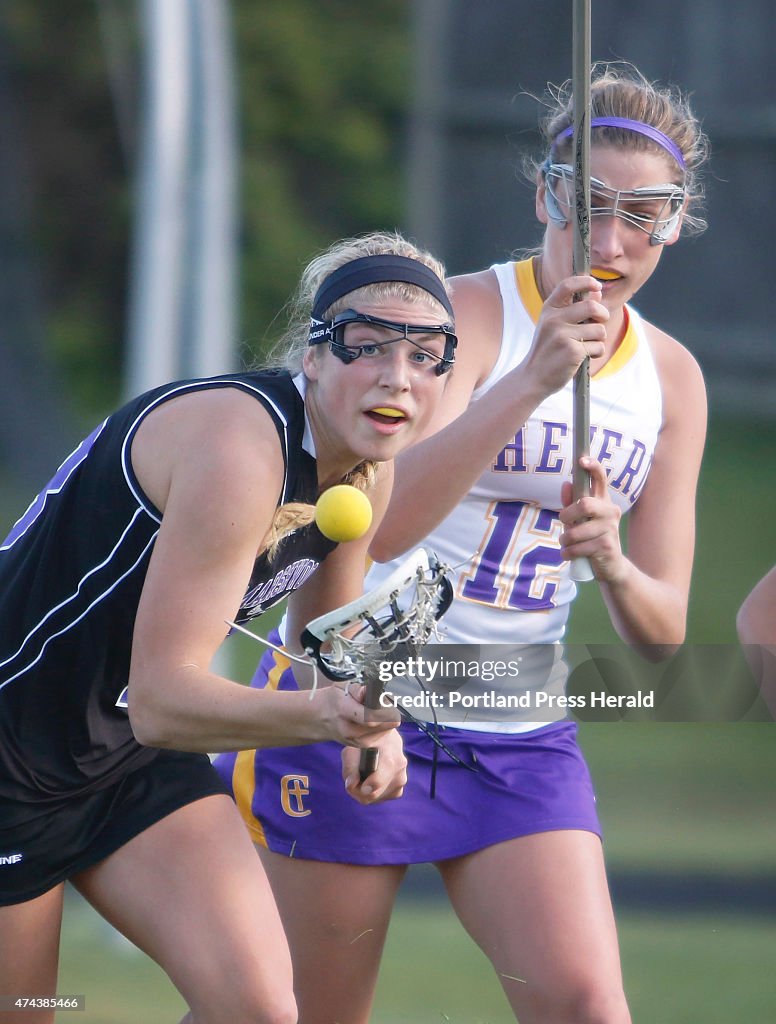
266,648,292,689
232,748,267,846
230,647,292,845
513,258,637,381
515,258,545,322
232,651,296,843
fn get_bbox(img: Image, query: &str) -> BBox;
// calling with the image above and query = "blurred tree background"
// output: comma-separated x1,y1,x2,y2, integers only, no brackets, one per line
2,2,130,420
0,0,409,434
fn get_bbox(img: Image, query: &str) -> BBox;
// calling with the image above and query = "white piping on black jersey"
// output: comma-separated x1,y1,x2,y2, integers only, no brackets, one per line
0,507,148,679
119,379,293,518
0,524,159,692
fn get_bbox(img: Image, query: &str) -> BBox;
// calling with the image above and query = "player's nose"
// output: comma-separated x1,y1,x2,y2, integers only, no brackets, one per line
591,212,626,261
377,344,412,390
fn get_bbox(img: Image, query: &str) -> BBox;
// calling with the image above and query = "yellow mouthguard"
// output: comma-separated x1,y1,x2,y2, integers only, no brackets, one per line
592,268,621,281
371,407,405,418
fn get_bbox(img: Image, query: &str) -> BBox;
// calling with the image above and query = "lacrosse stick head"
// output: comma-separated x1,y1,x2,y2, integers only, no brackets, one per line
300,548,453,682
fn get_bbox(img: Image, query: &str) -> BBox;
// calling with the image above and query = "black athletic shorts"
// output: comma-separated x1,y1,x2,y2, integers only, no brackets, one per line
0,749,231,906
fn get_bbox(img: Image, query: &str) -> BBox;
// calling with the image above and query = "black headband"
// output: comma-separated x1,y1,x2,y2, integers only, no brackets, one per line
311,254,454,320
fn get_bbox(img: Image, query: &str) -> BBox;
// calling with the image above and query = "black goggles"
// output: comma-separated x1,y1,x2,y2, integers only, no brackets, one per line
308,309,457,376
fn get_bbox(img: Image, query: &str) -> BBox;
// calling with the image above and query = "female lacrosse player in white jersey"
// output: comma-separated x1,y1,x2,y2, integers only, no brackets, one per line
221,66,709,1024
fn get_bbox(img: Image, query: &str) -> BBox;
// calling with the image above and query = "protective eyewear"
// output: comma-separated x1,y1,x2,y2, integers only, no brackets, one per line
308,309,457,376
543,162,686,245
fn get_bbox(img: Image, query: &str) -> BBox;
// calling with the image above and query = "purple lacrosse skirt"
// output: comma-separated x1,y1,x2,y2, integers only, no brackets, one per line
213,636,601,865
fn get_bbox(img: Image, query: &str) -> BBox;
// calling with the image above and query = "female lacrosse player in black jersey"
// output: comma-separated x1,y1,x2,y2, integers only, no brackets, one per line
0,231,456,1024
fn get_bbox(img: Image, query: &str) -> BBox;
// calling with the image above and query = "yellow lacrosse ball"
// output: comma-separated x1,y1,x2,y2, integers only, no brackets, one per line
314,485,373,542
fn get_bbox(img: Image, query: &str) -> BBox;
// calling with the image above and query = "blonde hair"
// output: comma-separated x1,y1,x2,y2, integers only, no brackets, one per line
528,63,709,236
267,230,451,374
263,231,449,558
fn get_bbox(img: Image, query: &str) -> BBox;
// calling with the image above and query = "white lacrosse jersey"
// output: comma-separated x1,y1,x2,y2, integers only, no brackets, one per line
365,258,663,728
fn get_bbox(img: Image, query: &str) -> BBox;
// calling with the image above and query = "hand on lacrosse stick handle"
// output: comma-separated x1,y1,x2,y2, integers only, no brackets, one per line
343,730,407,804
359,664,385,782
359,749,380,781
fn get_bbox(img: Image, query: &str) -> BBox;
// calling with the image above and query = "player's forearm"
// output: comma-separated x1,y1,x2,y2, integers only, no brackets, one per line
372,371,548,560
128,667,332,752
599,559,688,659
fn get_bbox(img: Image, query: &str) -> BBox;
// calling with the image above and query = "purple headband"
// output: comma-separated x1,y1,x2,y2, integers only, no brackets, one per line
554,116,685,171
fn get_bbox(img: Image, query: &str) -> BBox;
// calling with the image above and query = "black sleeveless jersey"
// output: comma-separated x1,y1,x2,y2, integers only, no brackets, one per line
0,370,335,822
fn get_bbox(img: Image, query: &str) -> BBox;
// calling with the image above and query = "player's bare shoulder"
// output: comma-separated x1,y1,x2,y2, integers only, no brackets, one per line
448,267,503,388
641,317,707,426
132,385,284,514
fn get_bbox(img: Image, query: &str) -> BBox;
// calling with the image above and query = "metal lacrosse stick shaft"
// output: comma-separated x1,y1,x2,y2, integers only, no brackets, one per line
570,0,595,583
359,661,385,782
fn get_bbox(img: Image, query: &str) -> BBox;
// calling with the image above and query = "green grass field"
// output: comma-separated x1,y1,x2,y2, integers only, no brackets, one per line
57,890,776,1023
580,723,776,873
376,905,776,1023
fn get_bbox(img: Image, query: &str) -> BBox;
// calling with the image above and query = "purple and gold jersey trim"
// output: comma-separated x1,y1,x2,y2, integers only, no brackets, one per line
265,649,292,690
231,749,267,846
513,258,637,381
228,647,293,845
